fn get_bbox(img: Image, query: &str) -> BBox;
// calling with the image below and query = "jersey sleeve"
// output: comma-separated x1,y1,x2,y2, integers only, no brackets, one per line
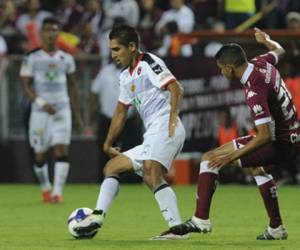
20,56,33,77
253,51,278,65
246,84,272,126
144,55,177,90
67,55,76,74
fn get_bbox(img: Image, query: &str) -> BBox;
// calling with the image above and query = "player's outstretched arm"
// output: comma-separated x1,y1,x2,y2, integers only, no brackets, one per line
254,27,285,58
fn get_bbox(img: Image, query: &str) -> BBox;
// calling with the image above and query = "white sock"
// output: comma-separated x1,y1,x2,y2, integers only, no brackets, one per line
52,161,70,196
33,164,51,191
95,176,119,213
254,168,273,186
154,184,182,227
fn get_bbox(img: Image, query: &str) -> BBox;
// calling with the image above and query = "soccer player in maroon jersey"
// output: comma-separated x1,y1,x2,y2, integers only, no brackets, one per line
160,28,300,240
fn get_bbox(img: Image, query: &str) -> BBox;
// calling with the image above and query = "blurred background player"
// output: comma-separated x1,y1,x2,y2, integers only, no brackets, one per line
74,25,186,240
19,17,83,203
162,28,300,240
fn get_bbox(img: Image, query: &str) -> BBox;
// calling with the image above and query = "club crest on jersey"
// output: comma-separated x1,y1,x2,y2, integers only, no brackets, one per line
252,104,264,116
137,66,142,75
130,84,136,92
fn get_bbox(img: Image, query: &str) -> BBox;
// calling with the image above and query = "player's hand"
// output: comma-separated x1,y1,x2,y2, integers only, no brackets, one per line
208,153,234,169
43,104,56,114
168,115,178,138
103,143,121,158
254,27,270,44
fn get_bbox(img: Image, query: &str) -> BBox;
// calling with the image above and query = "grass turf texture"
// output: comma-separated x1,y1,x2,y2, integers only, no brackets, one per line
0,184,299,250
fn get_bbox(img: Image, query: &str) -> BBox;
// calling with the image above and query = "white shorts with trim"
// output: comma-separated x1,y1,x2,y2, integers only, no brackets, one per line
29,108,72,153
122,115,185,177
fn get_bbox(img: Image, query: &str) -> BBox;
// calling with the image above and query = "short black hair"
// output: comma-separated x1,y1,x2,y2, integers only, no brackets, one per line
215,43,247,67
42,17,60,28
109,25,140,48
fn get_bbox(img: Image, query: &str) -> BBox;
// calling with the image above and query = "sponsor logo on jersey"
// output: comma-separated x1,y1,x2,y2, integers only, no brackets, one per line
150,62,163,75
45,71,58,81
290,133,300,143
247,90,257,99
48,63,56,69
252,104,264,116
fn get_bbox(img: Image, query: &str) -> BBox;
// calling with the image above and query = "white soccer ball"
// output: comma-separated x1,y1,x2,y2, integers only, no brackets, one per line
67,207,98,239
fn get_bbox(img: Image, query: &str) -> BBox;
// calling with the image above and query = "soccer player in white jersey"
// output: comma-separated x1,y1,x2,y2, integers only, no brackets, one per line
74,25,187,240
20,18,83,203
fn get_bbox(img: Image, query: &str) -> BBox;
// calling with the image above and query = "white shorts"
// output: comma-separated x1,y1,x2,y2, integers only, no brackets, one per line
29,108,72,153
123,115,185,177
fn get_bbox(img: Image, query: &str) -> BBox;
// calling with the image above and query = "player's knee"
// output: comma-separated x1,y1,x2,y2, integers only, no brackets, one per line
143,166,163,188
54,155,68,162
103,161,116,177
249,167,264,176
202,151,214,162
35,154,46,167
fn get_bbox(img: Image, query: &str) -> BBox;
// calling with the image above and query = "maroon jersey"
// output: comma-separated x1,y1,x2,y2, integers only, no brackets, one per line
240,51,300,145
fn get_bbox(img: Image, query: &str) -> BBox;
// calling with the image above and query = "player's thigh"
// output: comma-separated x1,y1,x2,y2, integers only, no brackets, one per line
29,111,50,153
234,135,277,168
103,154,134,176
142,121,186,171
51,109,72,146
203,140,240,167
52,144,68,157
143,160,165,177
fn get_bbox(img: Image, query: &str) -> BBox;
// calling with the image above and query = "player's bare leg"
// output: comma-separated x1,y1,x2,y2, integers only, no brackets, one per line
51,144,69,203
33,152,52,203
74,154,133,235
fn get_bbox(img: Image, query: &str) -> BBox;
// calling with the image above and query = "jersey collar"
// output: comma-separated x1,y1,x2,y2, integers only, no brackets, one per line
129,52,144,75
240,63,254,85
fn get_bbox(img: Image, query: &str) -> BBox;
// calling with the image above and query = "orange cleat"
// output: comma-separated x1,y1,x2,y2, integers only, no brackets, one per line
42,190,52,203
51,195,64,204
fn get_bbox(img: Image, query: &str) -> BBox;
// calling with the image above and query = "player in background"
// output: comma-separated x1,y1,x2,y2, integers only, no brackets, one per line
160,28,300,240
20,18,83,203
74,25,187,240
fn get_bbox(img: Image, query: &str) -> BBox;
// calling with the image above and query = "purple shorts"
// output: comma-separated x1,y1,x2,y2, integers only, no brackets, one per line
233,135,298,168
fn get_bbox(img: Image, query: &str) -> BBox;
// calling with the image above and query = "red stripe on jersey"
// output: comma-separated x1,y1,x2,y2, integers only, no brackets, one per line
160,79,177,90
118,101,131,107
129,53,144,75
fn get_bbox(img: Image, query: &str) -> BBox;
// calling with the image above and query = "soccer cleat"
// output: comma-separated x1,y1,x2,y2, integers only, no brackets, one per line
150,231,189,240
42,190,52,203
51,194,64,204
256,225,288,240
168,216,212,235
74,210,104,236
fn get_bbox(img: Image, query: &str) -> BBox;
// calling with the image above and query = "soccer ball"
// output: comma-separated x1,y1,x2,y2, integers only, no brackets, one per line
67,207,98,239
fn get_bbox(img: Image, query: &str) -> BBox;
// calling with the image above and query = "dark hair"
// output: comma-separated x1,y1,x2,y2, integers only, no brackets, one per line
109,25,140,48
42,17,60,28
215,43,247,67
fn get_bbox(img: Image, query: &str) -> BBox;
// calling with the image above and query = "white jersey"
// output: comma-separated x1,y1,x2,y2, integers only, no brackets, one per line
118,52,176,129
20,48,76,111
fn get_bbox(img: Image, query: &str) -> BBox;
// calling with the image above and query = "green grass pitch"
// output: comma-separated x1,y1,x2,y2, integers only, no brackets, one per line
0,184,299,250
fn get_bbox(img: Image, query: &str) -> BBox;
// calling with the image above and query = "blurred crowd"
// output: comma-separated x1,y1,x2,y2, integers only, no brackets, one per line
1,0,300,59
